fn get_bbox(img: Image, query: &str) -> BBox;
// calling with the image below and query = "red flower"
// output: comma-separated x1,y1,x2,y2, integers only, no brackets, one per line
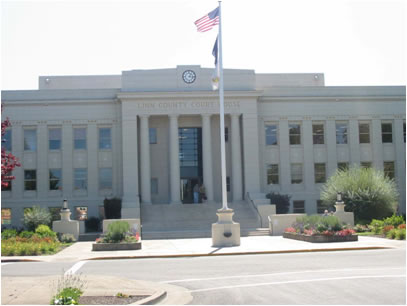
398,224,406,230
284,227,296,233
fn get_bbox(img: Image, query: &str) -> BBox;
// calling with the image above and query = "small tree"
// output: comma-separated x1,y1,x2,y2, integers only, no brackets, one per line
320,166,398,222
266,192,291,214
1,106,21,187
23,206,52,231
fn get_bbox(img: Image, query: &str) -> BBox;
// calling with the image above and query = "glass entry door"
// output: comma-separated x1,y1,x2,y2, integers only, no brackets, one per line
180,178,200,204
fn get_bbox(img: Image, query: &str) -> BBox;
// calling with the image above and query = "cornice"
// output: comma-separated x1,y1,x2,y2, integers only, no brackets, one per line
259,96,405,103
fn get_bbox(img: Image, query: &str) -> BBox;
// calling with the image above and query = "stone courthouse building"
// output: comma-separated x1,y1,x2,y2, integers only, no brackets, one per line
1,66,406,233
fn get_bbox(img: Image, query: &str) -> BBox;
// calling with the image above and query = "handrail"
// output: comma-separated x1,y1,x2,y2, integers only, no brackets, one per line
246,192,262,227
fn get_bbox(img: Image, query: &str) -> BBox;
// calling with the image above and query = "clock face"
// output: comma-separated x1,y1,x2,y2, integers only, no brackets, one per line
182,70,196,84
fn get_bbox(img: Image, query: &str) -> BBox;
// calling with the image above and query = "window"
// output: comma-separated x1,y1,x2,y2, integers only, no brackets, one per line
384,161,395,179
149,128,157,144
2,180,11,191
49,207,61,222
265,124,278,145
99,168,112,190
267,164,279,185
151,178,158,194
293,201,305,213
74,128,87,150
359,123,370,144
99,127,112,149
317,200,328,214
74,168,87,190
3,129,11,151
49,128,61,150
312,124,324,145
225,127,229,142
24,170,36,190
337,162,349,171
289,123,301,145
24,129,37,151
336,122,348,144
49,169,62,190
291,163,303,184
226,176,231,192
314,163,326,183
381,122,393,143
403,122,406,143
75,206,88,221
1,208,11,225
361,162,372,168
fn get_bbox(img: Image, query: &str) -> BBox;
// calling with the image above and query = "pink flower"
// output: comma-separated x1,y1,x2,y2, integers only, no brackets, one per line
285,227,296,233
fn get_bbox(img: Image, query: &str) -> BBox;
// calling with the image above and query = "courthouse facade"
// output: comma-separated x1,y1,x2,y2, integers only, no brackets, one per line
1,66,406,227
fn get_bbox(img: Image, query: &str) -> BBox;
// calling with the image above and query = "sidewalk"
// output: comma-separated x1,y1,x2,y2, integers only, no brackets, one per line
2,235,405,263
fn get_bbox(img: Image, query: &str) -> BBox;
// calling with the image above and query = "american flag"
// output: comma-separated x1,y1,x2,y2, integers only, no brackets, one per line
194,7,219,32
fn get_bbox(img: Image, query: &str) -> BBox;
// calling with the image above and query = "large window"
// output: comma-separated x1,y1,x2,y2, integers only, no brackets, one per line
99,168,113,190
337,162,349,171
99,127,112,149
291,163,303,184
49,169,62,190
312,124,324,145
381,122,393,143
289,123,301,145
403,122,406,143
267,164,279,185
149,128,157,144
24,170,37,191
49,128,62,150
314,163,326,183
1,208,11,225
24,129,37,151
293,201,305,213
384,161,395,179
265,124,278,145
74,168,87,190
74,128,87,150
336,122,348,144
359,123,370,144
3,129,11,151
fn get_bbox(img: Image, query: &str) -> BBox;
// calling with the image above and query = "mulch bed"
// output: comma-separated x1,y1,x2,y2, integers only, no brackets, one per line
79,295,149,305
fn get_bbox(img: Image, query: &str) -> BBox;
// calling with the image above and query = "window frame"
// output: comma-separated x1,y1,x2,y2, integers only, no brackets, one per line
381,122,393,143
291,163,303,184
265,124,278,146
358,122,370,144
23,128,37,152
24,169,37,191
49,168,62,191
99,167,113,190
73,127,87,150
48,127,62,151
74,168,87,191
3,129,12,152
267,164,279,185
293,200,305,213
149,128,157,144
336,122,348,144
314,163,326,184
98,127,112,150
383,161,395,179
312,123,324,145
289,123,301,145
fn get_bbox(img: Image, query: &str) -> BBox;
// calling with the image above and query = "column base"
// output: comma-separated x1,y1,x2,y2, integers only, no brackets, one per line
212,209,240,247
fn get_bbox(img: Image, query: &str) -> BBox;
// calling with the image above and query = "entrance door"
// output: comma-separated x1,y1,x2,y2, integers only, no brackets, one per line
181,178,199,204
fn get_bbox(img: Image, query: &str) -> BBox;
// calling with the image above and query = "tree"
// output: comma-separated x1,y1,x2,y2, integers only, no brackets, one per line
1,106,20,187
320,166,398,222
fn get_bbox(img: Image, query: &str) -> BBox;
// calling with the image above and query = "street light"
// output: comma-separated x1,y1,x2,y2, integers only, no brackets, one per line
336,192,343,202
63,199,68,210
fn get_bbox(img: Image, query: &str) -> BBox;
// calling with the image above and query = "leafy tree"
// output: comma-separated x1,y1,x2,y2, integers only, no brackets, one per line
320,166,398,222
266,192,291,214
23,206,52,231
1,106,20,188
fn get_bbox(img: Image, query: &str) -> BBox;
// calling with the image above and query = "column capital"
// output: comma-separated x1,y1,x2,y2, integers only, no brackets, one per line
139,114,150,119
201,113,212,119
230,113,241,119
169,114,179,119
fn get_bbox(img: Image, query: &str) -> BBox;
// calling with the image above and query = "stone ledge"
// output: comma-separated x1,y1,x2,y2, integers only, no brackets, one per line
92,242,142,251
283,232,358,243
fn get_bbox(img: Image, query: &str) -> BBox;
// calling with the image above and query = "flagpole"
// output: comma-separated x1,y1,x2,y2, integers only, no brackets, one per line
217,1,228,210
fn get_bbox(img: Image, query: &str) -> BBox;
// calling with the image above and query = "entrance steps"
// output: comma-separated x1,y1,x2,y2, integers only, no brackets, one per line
141,201,266,239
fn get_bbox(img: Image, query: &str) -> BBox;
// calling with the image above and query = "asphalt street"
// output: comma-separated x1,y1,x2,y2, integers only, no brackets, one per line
2,249,406,305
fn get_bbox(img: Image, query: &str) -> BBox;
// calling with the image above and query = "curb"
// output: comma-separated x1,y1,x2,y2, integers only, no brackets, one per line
1,258,43,263
135,289,167,305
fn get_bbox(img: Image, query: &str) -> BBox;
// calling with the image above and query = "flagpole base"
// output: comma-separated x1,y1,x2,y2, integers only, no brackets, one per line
212,208,240,247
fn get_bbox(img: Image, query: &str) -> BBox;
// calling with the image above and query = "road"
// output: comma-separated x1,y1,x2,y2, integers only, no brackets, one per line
2,249,406,304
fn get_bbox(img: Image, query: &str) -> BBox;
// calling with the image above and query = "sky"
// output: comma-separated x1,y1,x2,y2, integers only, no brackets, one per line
1,0,406,90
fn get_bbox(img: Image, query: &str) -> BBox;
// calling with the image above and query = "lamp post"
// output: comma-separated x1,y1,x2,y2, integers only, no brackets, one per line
60,199,71,221
335,192,345,213
63,199,68,210
336,192,343,203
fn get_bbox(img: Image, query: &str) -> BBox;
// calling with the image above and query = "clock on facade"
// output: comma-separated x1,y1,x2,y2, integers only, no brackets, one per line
182,70,196,84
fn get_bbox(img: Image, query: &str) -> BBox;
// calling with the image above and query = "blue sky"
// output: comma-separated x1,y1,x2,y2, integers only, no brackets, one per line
1,0,405,90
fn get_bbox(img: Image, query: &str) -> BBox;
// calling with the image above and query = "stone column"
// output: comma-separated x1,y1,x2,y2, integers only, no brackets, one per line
87,123,98,197
231,113,243,201
371,119,384,171
62,122,73,198
326,120,338,177
202,114,214,201
278,120,290,193
37,123,48,198
139,115,151,204
394,119,405,212
302,120,315,192
169,114,181,204
11,124,23,199
349,119,361,166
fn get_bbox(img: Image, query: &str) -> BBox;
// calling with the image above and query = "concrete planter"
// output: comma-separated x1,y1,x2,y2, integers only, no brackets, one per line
283,232,358,243
92,242,142,251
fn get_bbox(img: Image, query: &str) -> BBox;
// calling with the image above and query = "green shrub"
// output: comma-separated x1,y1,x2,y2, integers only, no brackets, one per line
383,214,405,227
320,166,398,222
85,217,100,232
103,198,122,219
35,225,57,240
106,221,129,242
23,206,52,231
266,192,291,214
1,229,17,240
294,215,344,233
395,229,406,240
51,272,87,305
369,219,384,234
59,233,76,243
386,229,398,239
19,230,34,239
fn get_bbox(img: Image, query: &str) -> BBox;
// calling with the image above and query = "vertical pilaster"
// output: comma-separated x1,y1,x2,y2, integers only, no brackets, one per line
372,119,384,170
231,113,243,201
140,115,151,204
202,114,214,201
37,124,48,198
62,122,73,198
326,120,338,176
87,123,98,198
169,114,181,204
11,124,23,199
302,120,315,192
279,120,290,192
349,119,361,166
394,119,405,212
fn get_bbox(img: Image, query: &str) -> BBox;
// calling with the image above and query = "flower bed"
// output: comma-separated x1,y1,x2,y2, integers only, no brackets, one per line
283,215,358,243
92,220,141,251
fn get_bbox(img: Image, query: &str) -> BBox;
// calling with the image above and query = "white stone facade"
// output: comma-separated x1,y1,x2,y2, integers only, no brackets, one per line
1,66,405,227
